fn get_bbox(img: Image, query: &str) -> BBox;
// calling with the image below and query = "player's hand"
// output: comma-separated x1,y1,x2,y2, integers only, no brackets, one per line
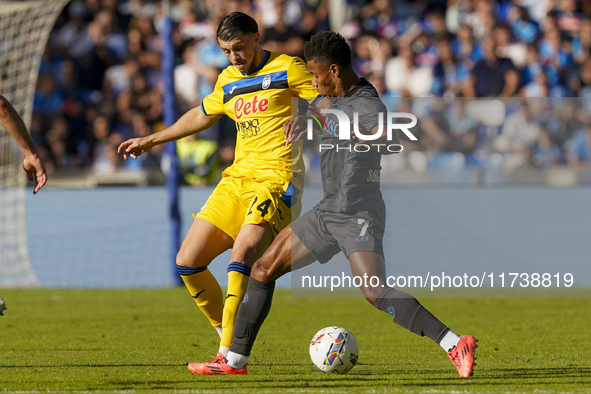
350,120,368,145
22,153,47,194
117,137,154,160
283,116,309,146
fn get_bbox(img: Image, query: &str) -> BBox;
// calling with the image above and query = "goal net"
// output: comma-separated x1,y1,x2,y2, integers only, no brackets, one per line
0,0,69,286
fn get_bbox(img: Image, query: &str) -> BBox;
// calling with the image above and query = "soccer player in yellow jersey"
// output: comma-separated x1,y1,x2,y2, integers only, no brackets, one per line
117,12,319,362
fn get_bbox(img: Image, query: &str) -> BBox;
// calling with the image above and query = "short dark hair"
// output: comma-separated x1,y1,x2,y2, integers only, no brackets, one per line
216,12,258,41
304,31,352,68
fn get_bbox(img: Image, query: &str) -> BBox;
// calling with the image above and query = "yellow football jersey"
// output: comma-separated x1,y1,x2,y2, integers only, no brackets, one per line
201,51,319,182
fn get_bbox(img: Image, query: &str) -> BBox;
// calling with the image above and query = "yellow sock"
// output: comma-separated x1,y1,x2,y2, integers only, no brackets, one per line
178,265,223,330
221,263,251,348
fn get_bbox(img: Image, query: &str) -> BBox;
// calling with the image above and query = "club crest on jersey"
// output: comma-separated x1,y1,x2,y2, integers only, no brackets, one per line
262,75,271,89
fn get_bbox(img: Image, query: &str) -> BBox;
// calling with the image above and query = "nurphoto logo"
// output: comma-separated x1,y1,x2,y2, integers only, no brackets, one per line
306,108,418,153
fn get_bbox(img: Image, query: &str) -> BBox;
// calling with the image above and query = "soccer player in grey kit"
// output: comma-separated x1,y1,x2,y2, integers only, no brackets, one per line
188,31,478,377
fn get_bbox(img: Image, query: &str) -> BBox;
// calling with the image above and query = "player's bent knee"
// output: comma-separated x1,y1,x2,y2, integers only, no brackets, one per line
176,249,210,268
250,257,281,283
360,286,381,305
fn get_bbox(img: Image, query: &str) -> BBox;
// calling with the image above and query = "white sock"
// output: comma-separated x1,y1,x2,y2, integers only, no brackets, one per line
215,327,223,338
218,345,230,357
226,351,249,369
439,330,462,352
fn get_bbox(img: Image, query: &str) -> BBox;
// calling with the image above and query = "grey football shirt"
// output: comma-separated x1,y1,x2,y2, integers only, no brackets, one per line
317,79,387,212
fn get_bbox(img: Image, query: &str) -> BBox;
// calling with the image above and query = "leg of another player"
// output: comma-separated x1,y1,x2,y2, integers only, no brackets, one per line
177,218,234,338
348,251,387,304
349,252,477,377
219,223,274,356
224,226,317,370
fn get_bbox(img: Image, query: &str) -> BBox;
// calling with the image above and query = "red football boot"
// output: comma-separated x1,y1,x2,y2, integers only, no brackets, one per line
187,352,247,375
447,335,478,377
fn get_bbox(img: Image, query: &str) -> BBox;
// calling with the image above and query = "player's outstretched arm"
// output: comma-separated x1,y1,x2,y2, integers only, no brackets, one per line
0,95,47,194
118,106,220,160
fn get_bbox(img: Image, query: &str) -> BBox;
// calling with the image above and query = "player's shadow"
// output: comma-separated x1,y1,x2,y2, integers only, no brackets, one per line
0,363,185,368
488,366,591,380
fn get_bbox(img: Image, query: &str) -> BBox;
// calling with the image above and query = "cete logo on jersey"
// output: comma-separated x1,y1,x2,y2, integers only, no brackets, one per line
262,75,271,89
235,95,269,120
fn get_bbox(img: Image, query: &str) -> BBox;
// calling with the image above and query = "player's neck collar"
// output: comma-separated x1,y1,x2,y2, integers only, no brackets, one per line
243,50,270,75
344,78,368,97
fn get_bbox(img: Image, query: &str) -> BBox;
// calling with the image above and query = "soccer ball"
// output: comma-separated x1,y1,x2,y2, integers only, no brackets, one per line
309,326,359,374
0,297,6,316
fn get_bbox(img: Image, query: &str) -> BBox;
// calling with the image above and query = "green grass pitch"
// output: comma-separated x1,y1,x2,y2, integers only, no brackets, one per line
0,288,590,393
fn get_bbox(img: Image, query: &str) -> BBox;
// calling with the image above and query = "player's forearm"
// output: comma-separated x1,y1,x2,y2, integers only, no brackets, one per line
149,106,219,146
0,96,38,157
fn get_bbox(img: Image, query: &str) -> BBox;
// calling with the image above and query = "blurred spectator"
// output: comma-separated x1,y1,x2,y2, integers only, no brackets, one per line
445,0,477,34
551,0,584,38
45,117,79,169
520,43,560,90
174,41,201,111
353,35,389,77
77,19,117,91
471,0,497,40
463,35,519,97
88,114,111,166
569,56,591,97
424,9,450,42
52,2,89,59
432,38,470,96
444,100,479,154
116,73,162,125
538,27,573,71
412,99,449,151
567,121,591,168
385,42,433,97
519,0,552,24
260,0,305,57
451,24,482,67
130,15,159,51
572,18,591,65
34,75,64,116
494,101,540,157
546,98,577,146
102,0,131,31
94,10,129,61
520,69,549,97
492,23,527,68
359,0,396,37
508,5,539,43
103,56,141,104
92,131,126,173
57,59,80,97
531,126,562,166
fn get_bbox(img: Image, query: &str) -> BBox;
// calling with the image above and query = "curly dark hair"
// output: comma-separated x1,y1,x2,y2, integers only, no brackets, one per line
217,12,258,41
304,31,352,68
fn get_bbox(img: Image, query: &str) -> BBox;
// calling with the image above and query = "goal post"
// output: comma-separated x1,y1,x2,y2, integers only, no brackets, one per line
0,0,70,287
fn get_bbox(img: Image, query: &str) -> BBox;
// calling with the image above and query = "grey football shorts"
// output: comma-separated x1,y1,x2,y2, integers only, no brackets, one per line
291,205,385,264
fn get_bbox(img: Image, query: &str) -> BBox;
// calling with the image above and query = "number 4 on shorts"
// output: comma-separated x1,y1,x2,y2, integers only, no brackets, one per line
248,197,272,218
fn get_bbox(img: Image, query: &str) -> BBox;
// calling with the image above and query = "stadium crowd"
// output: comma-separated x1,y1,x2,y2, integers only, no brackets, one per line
31,0,591,184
